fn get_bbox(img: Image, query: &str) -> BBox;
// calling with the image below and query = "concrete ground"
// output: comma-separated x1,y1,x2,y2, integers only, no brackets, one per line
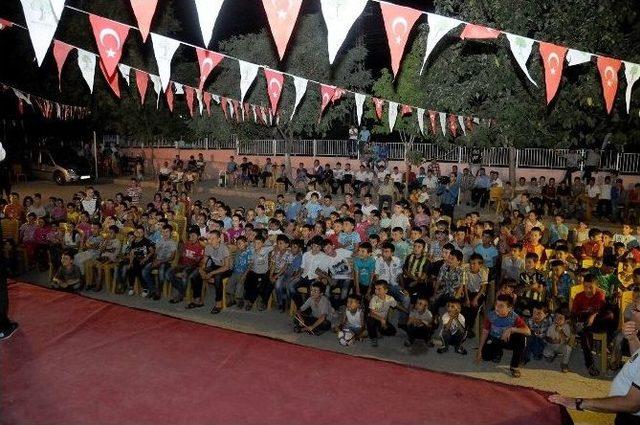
10,178,615,425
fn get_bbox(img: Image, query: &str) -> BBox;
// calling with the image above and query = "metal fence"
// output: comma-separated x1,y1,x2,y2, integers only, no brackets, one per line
120,137,640,174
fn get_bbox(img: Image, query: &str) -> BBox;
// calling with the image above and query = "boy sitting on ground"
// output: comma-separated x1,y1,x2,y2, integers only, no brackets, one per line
404,297,435,348
367,280,409,347
51,252,84,292
336,295,365,340
543,307,573,373
294,282,334,335
437,299,467,355
524,303,552,363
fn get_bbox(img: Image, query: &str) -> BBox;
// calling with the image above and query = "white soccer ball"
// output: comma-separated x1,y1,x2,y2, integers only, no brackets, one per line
338,329,355,346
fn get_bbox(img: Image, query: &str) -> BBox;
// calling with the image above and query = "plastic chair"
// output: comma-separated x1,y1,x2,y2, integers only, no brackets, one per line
569,284,607,373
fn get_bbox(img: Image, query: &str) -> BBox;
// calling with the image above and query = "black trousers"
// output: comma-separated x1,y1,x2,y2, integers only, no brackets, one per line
462,293,485,333
244,271,273,304
366,316,396,339
441,203,455,219
260,172,272,187
191,265,232,303
0,253,11,330
378,195,393,211
296,313,332,335
471,188,489,208
276,177,292,191
578,314,617,368
616,413,640,425
127,260,148,288
481,334,526,368
406,324,432,343
442,329,466,348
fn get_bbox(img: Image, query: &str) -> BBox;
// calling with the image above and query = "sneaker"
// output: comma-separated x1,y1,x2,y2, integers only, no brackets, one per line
561,364,569,373
455,346,468,355
0,322,19,342
510,368,521,378
437,346,449,354
370,338,378,347
127,289,135,296
141,289,149,298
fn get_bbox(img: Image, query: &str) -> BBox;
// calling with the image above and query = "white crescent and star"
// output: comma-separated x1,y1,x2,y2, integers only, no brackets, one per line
271,0,294,20
391,17,408,45
604,65,617,87
547,52,560,75
269,78,282,98
99,28,122,58
322,93,331,107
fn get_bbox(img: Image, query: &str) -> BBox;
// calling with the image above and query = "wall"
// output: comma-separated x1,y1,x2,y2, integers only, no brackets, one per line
121,147,640,187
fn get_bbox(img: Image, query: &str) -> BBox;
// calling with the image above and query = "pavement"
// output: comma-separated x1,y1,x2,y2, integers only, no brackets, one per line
10,178,616,425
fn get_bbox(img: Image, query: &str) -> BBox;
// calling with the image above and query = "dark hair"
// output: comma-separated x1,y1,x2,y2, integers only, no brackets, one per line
496,294,514,307
359,242,373,253
381,242,395,252
469,253,483,263
450,250,463,262
525,252,539,262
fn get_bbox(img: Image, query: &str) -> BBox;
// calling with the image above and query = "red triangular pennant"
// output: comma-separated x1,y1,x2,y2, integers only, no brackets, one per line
380,2,422,77
53,41,74,91
220,97,228,119
372,97,384,120
332,88,346,103
165,83,174,112
460,24,501,40
448,115,458,137
89,14,130,78
99,60,120,97
428,110,438,134
597,56,622,114
401,104,412,116
129,0,158,42
184,85,195,117
203,92,212,116
0,18,13,30
320,84,336,116
261,0,303,60
195,47,224,90
264,68,284,113
135,70,149,105
539,42,568,104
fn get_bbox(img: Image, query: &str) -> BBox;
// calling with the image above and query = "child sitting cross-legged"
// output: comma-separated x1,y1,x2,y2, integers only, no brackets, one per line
437,299,467,355
367,279,409,347
543,307,573,373
335,294,365,340
524,303,552,363
404,297,435,348
294,282,334,335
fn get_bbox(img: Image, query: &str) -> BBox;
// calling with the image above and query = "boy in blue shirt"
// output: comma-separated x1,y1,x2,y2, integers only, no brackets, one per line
305,192,323,225
474,230,499,276
281,239,304,310
353,242,376,299
286,193,304,223
226,236,252,309
338,217,361,252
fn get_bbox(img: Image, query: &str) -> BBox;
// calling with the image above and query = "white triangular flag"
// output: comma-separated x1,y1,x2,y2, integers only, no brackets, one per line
252,105,258,123
13,89,32,105
196,88,204,115
421,13,462,74
174,82,184,95
149,74,162,107
505,33,537,86
388,101,398,132
320,0,368,64
625,62,640,114
473,117,480,125
194,0,225,47
355,93,366,126
566,49,591,66
20,0,64,66
439,112,447,136
417,108,425,135
290,76,308,120
212,94,220,104
238,60,259,103
227,98,235,118
76,48,96,93
118,63,131,86
150,33,180,91
51,0,65,21
458,115,466,135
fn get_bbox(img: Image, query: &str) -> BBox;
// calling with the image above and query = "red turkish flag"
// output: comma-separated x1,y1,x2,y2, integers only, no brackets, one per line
380,2,422,77
129,0,158,42
53,41,74,91
195,47,224,90
539,42,568,104
460,24,501,40
99,60,120,98
90,14,130,78
262,0,303,60
320,84,336,116
203,92,212,116
448,115,458,137
264,68,284,113
220,97,228,120
135,70,149,105
428,110,438,134
232,100,241,123
184,85,195,117
372,97,384,120
401,104,412,116
165,83,174,112
597,56,622,114
465,116,474,133
0,18,13,30
332,88,346,103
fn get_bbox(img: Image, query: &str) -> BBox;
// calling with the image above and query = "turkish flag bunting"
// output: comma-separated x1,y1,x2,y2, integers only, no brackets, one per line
203,92,212,116
135,70,149,105
196,47,224,90
0,18,13,30
372,97,384,120
428,110,438,134
401,104,413,116
465,116,474,133
232,100,241,122
320,84,336,116
448,115,458,137
332,88,346,103
53,41,74,91
165,83,174,112
99,60,120,98
597,56,622,114
539,42,568,104
264,68,285,113
184,85,196,117
380,2,422,77
460,23,501,40
129,0,158,42
262,0,303,60
90,14,130,78
220,97,228,120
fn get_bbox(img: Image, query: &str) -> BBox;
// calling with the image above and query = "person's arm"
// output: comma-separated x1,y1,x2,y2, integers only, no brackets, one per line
476,328,489,362
549,386,640,414
304,314,327,332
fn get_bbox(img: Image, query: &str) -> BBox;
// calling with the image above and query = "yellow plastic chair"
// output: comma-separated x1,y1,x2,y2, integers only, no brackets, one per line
569,284,607,373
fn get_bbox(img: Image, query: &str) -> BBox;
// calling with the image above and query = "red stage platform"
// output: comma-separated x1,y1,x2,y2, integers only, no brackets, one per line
1,283,571,425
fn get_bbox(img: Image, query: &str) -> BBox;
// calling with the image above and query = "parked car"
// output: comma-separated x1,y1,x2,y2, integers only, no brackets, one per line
29,148,93,185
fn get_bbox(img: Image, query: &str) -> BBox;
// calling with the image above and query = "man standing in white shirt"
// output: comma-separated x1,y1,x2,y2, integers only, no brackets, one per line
585,177,600,221
332,162,344,195
598,176,613,219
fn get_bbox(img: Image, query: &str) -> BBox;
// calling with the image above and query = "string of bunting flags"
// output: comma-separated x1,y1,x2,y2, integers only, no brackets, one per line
4,8,490,137
0,81,90,120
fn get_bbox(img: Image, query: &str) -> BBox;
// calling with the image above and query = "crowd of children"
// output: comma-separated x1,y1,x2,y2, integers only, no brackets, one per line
3,158,640,380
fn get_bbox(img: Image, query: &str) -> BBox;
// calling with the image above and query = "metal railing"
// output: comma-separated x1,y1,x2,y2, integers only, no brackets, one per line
119,137,640,174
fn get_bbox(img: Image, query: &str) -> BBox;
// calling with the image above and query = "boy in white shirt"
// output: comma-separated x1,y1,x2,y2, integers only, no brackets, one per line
367,280,408,347
405,297,434,347
438,299,467,355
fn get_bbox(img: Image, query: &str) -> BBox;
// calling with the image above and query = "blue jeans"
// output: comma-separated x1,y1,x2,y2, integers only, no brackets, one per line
114,263,130,289
168,265,199,297
525,336,546,361
387,285,410,325
142,262,170,294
